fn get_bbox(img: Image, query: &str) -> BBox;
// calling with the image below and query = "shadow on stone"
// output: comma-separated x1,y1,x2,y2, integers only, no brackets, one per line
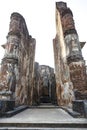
72,100,87,118
0,100,28,117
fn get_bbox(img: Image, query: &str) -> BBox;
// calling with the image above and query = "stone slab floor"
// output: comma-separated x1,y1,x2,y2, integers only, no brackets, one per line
0,108,87,129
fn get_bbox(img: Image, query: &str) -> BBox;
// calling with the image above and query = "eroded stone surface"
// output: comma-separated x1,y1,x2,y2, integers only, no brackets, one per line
54,5,74,107
0,2,87,108
0,12,36,106
54,1,87,107
56,2,77,36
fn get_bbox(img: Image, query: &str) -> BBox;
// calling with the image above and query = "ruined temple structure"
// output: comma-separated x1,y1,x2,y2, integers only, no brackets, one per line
53,1,87,106
0,1,87,109
33,63,56,105
0,13,36,106
0,12,56,107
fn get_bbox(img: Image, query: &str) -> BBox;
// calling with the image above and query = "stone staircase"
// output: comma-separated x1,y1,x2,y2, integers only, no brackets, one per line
0,120,87,130
0,103,87,130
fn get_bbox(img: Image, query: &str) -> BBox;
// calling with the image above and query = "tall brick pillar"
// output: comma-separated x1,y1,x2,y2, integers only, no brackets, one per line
57,2,87,98
1,12,36,106
53,2,74,107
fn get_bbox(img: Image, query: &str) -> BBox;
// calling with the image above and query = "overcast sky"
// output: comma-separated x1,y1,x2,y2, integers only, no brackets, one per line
0,0,87,67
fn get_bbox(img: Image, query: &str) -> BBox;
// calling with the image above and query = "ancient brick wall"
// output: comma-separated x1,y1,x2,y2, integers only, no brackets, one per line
10,13,36,106
69,62,87,94
53,3,74,107
0,13,36,106
55,2,87,101
56,2,77,37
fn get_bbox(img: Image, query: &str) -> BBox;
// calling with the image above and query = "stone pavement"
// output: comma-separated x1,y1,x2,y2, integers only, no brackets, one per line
0,107,87,129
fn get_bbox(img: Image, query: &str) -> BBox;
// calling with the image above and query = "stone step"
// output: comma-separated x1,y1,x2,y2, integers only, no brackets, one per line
0,121,87,128
31,103,58,109
34,103,59,109
0,127,87,130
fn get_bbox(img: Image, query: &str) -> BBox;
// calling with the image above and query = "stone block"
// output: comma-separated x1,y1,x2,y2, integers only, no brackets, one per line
72,100,87,117
0,100,15,113
84,100,87,118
